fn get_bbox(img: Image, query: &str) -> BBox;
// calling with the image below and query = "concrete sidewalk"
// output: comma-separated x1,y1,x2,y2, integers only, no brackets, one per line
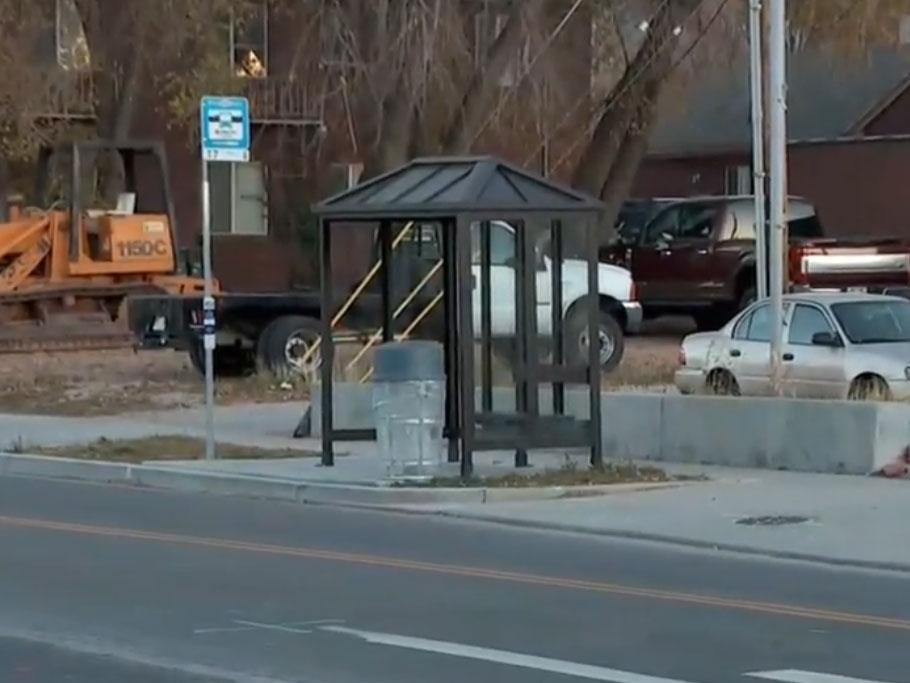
164,454,910,571
1,404,908,572
1,443,907,571
419,464,910,572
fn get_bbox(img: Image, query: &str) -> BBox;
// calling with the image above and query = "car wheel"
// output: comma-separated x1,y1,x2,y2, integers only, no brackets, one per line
187,341,255,378
567,306,624,373
847,375,891,401
706,369,740,396
257,315,322,382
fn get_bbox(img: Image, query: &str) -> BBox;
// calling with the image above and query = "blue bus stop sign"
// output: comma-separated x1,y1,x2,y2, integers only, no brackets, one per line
200,96,250,163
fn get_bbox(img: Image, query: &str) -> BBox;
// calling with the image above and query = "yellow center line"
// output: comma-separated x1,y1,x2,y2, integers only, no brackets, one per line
1,514,907,632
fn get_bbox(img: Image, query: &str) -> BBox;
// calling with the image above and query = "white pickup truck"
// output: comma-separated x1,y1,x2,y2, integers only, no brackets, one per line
136,220,641,379
470,221,641,371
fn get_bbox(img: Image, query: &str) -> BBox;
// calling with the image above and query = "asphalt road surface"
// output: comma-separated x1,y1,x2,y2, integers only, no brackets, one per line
0,475,907,683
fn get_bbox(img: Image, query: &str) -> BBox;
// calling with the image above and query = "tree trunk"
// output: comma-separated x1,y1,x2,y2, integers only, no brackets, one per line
571,2,675,196
441,0,543,154
375,94,417,176
74,0,142,201
598,81,663,242
362,63,419,180
572,0,701,199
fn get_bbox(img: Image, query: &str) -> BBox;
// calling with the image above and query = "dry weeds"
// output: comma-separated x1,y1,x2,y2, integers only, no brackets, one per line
33,435,315,462
0,334,683,417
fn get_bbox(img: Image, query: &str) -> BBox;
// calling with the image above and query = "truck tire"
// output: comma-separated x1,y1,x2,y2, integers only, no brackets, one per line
187,342,255,378
256,315,322,382
566,306,624,373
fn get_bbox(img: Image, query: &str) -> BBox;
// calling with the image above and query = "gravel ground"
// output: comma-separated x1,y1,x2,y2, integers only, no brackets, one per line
0,322,687,416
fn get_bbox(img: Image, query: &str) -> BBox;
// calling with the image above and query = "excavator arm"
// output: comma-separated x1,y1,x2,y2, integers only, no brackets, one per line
0,218,52,291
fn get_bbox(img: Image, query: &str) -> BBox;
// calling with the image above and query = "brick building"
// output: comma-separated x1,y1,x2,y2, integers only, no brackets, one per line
21,0,595,293
635,46,910,239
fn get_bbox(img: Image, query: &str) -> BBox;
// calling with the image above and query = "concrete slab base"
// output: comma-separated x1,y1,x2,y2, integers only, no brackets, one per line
312,382,910,475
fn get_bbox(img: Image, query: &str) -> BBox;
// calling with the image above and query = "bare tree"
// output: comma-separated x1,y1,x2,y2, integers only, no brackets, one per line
572,0,707,234
0,0,905,206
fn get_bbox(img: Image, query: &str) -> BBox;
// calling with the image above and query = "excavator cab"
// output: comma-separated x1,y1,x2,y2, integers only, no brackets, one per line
32,140,180,278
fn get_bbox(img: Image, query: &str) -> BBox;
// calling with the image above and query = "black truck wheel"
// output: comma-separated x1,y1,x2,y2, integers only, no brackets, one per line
566,305,625,373
256,315,322,382
187,342,255,378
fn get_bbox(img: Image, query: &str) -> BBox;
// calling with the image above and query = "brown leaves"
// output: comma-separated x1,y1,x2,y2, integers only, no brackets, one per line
790,0,910,54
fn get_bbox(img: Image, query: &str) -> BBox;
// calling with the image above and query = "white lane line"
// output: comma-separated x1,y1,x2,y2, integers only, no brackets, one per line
234,620,313,635
194,618,345,635
746,670,893,683
284,619,346,627
321,625,694,683
194,625,258,635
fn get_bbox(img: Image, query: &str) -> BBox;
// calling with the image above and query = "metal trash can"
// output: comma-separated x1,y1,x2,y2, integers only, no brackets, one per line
372,341,445,478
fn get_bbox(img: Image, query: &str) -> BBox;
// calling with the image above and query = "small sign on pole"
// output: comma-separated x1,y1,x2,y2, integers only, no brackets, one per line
199,96,251,459
201,96,251,163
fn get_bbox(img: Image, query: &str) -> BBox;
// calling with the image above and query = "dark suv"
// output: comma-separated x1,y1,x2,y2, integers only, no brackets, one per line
601,196,910,330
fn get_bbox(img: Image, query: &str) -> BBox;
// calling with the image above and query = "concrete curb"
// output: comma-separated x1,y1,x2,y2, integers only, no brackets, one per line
0,453,679,507
4,452,904,574
0,452,134,483
415,509,910,575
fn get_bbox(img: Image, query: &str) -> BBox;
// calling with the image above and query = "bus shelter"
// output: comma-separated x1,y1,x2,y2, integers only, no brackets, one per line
314,157,606,477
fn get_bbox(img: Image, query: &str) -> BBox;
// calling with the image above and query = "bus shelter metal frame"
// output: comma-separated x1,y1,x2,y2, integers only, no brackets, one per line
313,157,605,478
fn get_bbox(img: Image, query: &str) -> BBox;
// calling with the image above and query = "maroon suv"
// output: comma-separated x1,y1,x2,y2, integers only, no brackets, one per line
602,196,910,330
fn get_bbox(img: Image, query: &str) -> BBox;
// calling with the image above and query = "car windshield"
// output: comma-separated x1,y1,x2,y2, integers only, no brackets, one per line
831,300,910,343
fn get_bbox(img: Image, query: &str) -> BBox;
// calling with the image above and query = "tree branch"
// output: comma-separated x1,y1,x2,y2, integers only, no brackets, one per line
441,0,544,154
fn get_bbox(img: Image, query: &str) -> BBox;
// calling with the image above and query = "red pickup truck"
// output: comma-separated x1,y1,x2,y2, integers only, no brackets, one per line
602,196,910,330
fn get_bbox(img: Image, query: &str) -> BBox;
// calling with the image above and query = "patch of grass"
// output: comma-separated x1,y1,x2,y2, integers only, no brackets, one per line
33,436,316,463
421,461,671,488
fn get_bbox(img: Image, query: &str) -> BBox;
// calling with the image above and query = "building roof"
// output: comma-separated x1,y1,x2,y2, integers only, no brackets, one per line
649,48,910,157
315,156,604,219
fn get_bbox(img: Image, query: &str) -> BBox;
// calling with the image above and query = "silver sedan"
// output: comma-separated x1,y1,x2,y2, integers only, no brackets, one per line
675,292,910,400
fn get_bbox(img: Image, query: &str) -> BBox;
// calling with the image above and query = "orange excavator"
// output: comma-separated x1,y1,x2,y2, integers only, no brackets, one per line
0,140,210,352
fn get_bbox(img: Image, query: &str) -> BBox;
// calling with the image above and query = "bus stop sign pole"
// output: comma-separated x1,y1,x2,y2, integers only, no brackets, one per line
199,96,251,459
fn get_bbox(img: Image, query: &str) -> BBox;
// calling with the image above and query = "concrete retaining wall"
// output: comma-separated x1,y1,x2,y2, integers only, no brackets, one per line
311,383,910,475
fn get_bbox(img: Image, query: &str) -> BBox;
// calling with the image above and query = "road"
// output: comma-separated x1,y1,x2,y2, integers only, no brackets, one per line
0,475,907,683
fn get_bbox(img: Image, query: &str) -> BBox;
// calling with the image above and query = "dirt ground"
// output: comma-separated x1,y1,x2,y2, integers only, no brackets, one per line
0,348,306,416
0,325,686,416
32,436,315,462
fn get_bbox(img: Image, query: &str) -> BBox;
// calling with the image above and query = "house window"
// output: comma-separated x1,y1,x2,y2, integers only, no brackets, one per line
724,165,752,195
56,0,90,71
231,3,268,77
208,161,269,235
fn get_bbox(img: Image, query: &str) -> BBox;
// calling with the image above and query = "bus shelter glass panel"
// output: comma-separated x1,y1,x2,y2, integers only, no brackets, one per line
469,219,519,414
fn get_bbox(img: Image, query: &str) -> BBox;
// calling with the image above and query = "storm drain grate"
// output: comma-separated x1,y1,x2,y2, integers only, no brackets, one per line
735,515,811,527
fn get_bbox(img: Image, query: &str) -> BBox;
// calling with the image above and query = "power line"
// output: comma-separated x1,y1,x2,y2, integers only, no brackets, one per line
523,0,728,176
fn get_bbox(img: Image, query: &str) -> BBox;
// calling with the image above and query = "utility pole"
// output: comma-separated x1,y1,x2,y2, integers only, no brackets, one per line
768,0,787,395
748,0,767,301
